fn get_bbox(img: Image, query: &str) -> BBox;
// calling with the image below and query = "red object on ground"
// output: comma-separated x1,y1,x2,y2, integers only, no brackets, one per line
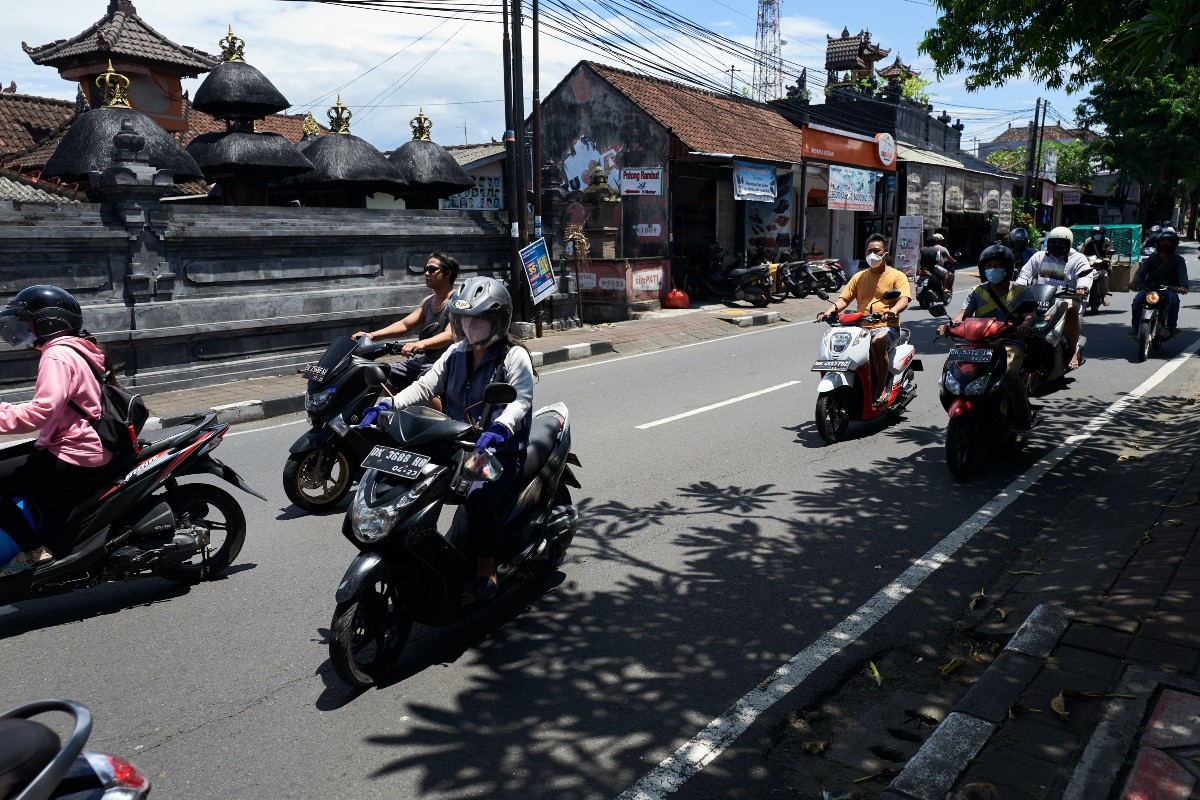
663,289,690,309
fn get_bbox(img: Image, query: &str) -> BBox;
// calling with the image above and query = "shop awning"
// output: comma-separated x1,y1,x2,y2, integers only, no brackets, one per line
900,142,1015,231
897,142,1016,180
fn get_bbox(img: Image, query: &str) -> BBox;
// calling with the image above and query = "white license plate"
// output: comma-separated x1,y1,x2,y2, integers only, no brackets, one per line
948,347,994,363
361,446,430,480
300,363,328,380
812,359,852,371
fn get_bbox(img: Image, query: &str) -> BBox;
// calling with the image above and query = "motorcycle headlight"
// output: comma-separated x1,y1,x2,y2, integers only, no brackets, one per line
964,375,991,395
942,372,961,394
828,331,853,355
349,471,436,543
306,386,338,412
1146,291,1160,305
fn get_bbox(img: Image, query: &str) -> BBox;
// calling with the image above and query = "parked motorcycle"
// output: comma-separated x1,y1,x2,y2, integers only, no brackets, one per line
0,413,261,604
285,335,410,512
328,380,581,688
929,307,1038,478
812,290,922,444
1086,255,1111,315
692,243,773,308
777,259,846,299
1133,284,1181,362
0,699,150,800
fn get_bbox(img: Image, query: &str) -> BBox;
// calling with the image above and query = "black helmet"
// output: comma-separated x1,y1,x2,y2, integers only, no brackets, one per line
978,244,1016,282
449,276,512,349
0,285,83,347
1157,228,1180,250
1091,224,1106,238
1010,227,1029,245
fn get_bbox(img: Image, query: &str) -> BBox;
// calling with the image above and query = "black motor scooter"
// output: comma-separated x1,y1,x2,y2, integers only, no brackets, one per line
0,413,262,604
285,336,410,512
328,381,581,688
0,699,150,800
693,243,774,307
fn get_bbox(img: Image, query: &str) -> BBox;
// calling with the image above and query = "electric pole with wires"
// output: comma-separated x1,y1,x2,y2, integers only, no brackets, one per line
752,0,783,102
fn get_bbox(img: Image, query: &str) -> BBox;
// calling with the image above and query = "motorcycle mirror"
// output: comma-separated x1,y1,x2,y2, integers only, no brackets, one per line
483,381,518,405
816,290,830,301
363,364,388,387
882,289,902,300
929,303,947,317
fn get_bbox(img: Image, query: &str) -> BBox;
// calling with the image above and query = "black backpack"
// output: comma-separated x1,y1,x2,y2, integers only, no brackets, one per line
64,349,149,457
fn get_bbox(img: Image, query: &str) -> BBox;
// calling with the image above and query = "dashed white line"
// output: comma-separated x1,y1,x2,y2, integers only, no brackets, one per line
635,381,802,429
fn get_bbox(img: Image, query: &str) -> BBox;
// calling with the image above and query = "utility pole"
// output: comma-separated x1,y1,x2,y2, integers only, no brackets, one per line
727,65,738,94
501,0,523,317
532,0,543,336
1022,98,1041,201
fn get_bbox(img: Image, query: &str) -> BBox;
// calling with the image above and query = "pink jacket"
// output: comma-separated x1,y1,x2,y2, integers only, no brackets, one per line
0,337,111,467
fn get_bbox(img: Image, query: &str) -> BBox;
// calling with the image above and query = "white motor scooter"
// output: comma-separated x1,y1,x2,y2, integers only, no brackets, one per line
812,290,922,444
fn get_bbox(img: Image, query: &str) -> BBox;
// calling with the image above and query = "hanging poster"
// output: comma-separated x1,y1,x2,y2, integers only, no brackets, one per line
744,173,794,256
732,160,777,202
827,165,877,212
519,237,558,305
896,215,923,278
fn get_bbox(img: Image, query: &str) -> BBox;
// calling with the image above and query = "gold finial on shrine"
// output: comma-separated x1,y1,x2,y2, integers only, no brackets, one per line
328,97,352,134
95,60,131,109
219,25,246,63
410,109,432,141
302,112,321,137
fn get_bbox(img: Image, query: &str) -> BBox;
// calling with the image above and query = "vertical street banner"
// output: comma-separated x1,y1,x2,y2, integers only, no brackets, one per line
827,165,877,211
895,215,923,278
732,160,777,202
520,237,558,305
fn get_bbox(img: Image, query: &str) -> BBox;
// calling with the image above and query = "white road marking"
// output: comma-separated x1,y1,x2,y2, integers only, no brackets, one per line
0,605,15,616
617,338,1200,800
225,418,306,437
634,382,802,430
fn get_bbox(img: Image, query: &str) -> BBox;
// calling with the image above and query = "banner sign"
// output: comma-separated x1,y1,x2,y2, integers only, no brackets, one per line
1063,191,1081,205
519,237,558,305
733,160,777,202
439,174,504,210
619,167,663,196
895,215,923,278
827,165,877,211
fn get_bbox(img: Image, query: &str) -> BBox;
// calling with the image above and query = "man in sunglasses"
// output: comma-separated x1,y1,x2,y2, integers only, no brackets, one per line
354,250,459,391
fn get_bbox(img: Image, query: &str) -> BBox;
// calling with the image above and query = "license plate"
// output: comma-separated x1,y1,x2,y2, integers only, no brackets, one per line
949,347,994,363
300,363,327,380
812,359,852,371
361,446,430,480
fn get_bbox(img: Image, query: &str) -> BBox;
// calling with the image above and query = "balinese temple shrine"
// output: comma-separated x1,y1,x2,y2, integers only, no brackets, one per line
387,110,473,209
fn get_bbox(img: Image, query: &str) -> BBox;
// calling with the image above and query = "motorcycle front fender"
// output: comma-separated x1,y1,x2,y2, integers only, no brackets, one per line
335,551,390,604
818,371,853,393
947,397,973,418
289,427,335,455
178,455,267,500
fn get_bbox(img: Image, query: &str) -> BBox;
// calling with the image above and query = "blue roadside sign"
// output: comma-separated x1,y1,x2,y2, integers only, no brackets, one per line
520,237,558,305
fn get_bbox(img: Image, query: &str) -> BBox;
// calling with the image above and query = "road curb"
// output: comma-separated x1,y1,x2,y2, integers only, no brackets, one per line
881,604,1072,800
719,311,780,328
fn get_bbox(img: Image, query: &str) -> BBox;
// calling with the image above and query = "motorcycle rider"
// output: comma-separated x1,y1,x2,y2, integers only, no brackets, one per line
386,276,534,599
919,232,957,302
353,251,458,393
817,234,911,407
1015,226,1092,370
938,245,1039,430
0,286,129,575
1008,227,1036,267
1141,224,1162,252
1081,225,1116,311
1130,227,1189,338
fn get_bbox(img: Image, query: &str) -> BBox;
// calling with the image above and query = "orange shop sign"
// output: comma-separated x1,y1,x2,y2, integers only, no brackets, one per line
802,124,896,172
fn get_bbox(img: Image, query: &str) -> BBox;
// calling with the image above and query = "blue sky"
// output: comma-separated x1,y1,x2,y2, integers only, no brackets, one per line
0,0,1079,155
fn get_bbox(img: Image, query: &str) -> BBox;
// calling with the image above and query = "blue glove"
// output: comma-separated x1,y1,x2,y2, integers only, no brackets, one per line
357,400,392,429
475,423,510,452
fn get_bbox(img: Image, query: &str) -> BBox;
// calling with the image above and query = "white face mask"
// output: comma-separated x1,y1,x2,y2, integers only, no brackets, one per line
459,316,492,345
865,252,885,269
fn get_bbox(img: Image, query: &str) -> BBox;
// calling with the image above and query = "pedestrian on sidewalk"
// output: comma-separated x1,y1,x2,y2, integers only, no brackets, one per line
353,250,459,392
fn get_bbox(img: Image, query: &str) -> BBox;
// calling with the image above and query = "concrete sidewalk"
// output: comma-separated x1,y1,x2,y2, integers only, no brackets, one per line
134,296,809,429
882,364,1200,800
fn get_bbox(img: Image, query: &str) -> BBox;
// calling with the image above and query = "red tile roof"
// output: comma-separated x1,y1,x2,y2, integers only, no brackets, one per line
0,91,73,161
989,123,1093,144
180,98,325,147
0,164,87,203
22,0,218,75
825,28,890,72
585,62,806,164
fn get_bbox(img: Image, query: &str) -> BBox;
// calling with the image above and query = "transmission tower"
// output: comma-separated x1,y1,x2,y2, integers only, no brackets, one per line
752,0,783,102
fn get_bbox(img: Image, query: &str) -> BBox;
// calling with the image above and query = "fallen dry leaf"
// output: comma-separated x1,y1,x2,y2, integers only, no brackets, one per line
1051,690,1070,721
993,608,1009,621
865,661,882,687
1164,519,1183,526
939,657,967,678
1135,531,1153,547
1166,493,1200,508
1008,570,1045,576
968,588,986,610
851,767,900,784
1118,454,1140,461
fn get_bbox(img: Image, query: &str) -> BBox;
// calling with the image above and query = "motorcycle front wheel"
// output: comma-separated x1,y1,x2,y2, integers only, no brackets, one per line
945,416,978,480
1137,318,1153,363
160,483,247,584
815,391,850,444
283,446,354,512
330,579,413,688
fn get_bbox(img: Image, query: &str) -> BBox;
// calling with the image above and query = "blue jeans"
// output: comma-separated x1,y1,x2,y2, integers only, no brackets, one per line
1131,289,1179,330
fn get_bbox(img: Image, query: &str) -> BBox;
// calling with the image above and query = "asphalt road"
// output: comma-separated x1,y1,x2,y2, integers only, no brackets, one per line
3,261,1200,800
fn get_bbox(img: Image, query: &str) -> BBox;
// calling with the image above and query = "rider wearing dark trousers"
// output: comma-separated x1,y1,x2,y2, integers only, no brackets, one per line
1130,228,1189,338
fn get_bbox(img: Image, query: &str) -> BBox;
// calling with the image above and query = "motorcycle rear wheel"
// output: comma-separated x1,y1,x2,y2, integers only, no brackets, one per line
284,446,354,512
330,580,412,688
1137,319,1152,363
535,485,575,574
945,416,977,480
160,483,247,584
815,391,850,445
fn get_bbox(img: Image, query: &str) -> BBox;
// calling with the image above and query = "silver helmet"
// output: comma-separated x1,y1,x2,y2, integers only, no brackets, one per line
449,276,512,348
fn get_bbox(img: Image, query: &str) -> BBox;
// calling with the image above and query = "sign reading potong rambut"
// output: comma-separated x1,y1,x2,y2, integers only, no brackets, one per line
619,168,663,196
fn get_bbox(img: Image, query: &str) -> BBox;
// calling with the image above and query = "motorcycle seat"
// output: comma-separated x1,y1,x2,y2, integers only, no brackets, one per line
899,328,912,345
136,422,204,459
519,412,565,485
0,718,59,798
727,266,768,280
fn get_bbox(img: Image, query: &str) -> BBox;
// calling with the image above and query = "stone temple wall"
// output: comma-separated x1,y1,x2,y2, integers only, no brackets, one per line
0,199,509,401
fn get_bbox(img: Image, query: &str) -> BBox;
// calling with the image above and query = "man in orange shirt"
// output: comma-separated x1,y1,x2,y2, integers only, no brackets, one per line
816,234,912,406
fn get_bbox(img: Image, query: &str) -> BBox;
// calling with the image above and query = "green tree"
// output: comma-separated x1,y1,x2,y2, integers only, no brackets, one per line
1075,69,1200,221
986,146,1027,174
1101,0,1200,77
919,0,1146,91
985,140,1093,188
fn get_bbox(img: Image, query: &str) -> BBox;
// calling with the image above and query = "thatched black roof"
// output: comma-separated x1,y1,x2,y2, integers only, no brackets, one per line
279,133,408,196
192,60,289,120
186,130,313,180
388,139,474,199
42,106,202,182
